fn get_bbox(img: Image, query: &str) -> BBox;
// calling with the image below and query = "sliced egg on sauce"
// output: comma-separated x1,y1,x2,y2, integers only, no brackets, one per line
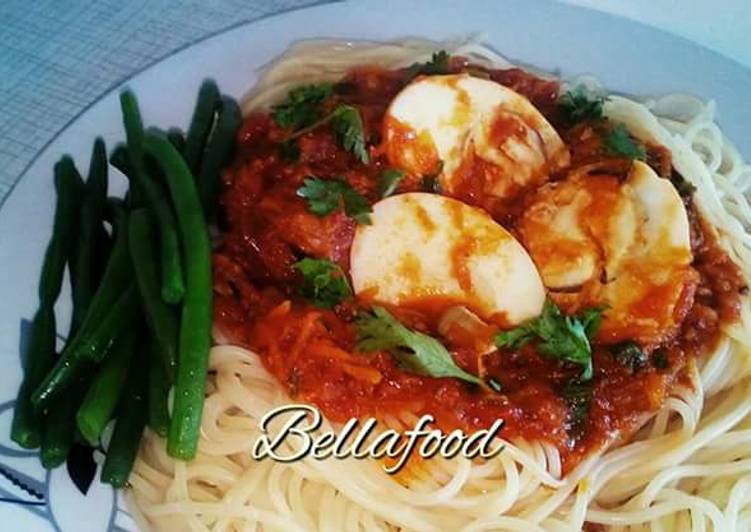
383,74,569,200
518,160,695,343
350,192,545,326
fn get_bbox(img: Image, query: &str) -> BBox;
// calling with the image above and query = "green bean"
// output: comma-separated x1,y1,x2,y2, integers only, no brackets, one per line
32,283,139,410
11,158,82,449
167,128,186,154
91,223,112,285
74,284,140,362
120,91,185,303
12,308,57,449
100,350,147,488
38,158,83,305
128,209,178,379
184,79,220,173
40,370,91,468
76,332,136,445
109,143,131,175
142,132,211,460
120,91,146,157
41,139,109,467
31,219,133,410
197,96,241,216
71,138,108,331
147,338,170,437
105,196,127,225
109,144,139,202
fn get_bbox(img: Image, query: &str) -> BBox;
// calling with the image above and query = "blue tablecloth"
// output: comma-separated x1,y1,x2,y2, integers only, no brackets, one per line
0,0,328,206
3,0,750,209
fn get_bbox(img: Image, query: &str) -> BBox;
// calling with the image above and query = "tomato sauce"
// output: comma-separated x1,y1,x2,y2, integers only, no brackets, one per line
213,58,747,470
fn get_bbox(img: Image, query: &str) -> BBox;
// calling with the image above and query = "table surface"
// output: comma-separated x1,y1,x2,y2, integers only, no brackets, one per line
0,0,749,208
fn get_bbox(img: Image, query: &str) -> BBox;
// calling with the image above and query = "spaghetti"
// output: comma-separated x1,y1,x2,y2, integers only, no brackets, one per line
130,39,751,531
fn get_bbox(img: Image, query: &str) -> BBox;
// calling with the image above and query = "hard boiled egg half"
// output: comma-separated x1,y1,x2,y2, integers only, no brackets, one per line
382,74,569,201
518,160,695,344
350,192,545,326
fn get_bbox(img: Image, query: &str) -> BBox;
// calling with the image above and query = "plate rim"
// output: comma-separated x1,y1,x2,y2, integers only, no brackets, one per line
2,0,751,216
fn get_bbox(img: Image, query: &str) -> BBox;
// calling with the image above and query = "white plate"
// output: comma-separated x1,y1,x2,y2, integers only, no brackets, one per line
0,1,749,530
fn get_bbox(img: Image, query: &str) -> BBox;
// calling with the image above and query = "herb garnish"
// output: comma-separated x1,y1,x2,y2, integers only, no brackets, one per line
559,86,606,123
271,83,334,130
603,123,646,160
670,172,697,199
280,103,369,164
494,300,604,381
296,177,372,224
329,105,369,164
420,161,444,193
422,175,441,193
278,139,300,162
560,380,593,440
405,50,451,81
294,258,352,309
272,84,370,164
356,306,480,385
377,169,405,198
653,349,669,370
610,341,647,373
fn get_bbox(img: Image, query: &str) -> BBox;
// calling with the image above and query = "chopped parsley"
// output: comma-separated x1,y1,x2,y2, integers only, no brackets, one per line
421,175,441,193
329,105,369,164
670,172,697,199
560,380,593,440
296,177,372,224
603,123,646,160
294,258,352,309
356,306,480,385
272,84,370,164
610,341,647,374
559,86,606,123
494,300,604,381
377,169,405,198
653,349,670,370
271,83,333,130
421,162,444,193
278,139,300,162
405,50,451,81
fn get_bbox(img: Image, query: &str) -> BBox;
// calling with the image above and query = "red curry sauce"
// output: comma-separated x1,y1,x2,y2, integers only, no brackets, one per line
213,58,746,469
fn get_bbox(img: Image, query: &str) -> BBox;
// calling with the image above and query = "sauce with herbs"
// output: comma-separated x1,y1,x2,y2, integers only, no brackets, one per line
213,59,746,469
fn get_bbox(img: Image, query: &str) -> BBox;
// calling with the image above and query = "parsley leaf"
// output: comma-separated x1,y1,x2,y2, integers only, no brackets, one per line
279,102,370,165
579,306,605,338
296,177,342,217
494,300,603,381
341,186,372,224
559,86,606,123
603,123,646,160
609,341,647,374
356,306,480,385
278,139,300,162
421,175,441,193
406,50,451,81
296,177,372,224
670,172,697,198
271,83,333,130
560,381,593,440
420,161,444,193
330,105,369,164
378,169,405,198
653,349,669,370
294,258,352,309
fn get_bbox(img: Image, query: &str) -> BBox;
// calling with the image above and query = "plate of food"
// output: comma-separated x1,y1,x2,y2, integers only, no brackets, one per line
1,0,750,530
